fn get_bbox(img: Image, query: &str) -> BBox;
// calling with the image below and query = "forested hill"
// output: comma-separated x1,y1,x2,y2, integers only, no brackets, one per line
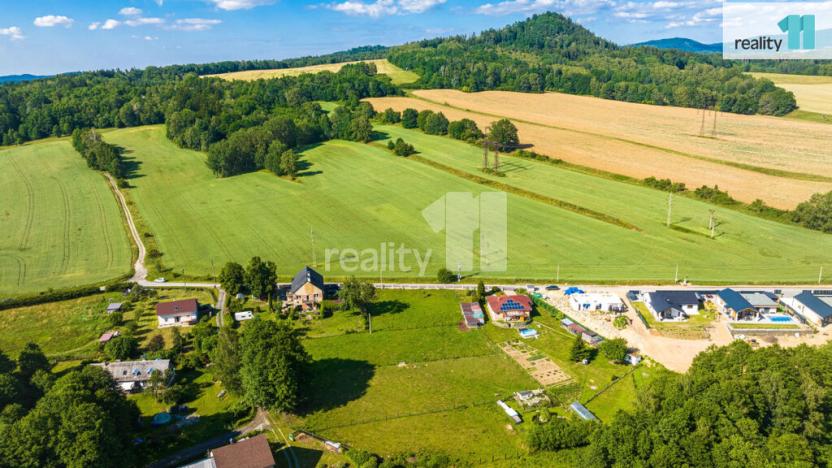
387,13,796,116
632,38,723,53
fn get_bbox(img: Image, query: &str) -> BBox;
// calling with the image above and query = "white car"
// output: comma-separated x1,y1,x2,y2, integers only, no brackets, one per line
153,277,167,284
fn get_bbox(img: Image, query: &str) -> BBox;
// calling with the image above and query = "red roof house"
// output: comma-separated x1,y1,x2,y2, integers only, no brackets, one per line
485,295,533,328
156,299,200,328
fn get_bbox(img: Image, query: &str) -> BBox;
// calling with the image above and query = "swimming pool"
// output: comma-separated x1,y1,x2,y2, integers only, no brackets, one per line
767,315,794,323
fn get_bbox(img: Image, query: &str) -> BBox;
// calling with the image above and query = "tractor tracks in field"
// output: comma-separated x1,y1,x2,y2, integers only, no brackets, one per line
55,178,72,274
9,158,35,251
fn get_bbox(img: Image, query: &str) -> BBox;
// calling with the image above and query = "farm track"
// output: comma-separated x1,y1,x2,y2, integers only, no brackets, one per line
411,94,832,183
9,157,35,251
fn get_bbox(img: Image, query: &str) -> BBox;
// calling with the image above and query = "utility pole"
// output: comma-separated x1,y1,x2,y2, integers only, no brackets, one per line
712,107,718,138
708,209,716,239
820,266,824,285
674,264,679,283
482,141,489,170
556,264,560,283
310,227,316,266
457,262,462,283
494,147,500,172
666,193,673,227
699,107,706,137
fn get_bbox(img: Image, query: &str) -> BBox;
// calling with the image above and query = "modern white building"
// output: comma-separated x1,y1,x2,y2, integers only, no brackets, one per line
156,299,200,327
783,291,832,328
643,291,700,321
568,293,626,313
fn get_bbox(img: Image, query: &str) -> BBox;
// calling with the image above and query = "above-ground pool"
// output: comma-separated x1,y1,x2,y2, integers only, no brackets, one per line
151,412,172,426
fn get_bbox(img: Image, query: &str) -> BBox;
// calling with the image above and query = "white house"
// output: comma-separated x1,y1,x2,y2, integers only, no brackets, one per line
568,293,626,313
156,299,200,328
783,291,832,328
91,359,173,392
643,291,700,321
712,289,779,321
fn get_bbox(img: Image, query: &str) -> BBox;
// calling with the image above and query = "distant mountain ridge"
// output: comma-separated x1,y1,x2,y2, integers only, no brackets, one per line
632,38,722,53
0,74,49,84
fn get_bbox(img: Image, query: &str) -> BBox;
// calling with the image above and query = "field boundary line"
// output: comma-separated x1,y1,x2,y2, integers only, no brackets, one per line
409,155,640,231
9,157,36,251
411,94,832,183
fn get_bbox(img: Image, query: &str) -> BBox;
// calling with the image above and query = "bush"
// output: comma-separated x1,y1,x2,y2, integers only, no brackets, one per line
528,418,594,452
436,268,456,283
599,338,628,363
380,108,401,124
792,191,832,233
694,185,738,205
570,335,593,362
387,138,415,156
348,449,379,467
105,335,139,361
401,108,418,128
613,315,629,330
644,176,687,193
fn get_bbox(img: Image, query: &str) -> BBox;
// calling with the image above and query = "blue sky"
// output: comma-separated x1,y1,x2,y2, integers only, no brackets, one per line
0,0,725,75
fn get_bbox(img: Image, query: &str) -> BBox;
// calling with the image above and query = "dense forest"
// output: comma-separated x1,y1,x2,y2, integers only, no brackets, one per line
387,13,797,115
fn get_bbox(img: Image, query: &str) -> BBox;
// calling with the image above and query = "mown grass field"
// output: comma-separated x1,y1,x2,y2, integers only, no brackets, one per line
751,72,832,116
366,91,832,209
206,59,419,85
376,125,832,283
0,139,132,295
104,125,832,283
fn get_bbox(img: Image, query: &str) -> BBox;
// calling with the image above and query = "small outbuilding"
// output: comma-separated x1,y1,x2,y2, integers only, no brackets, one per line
106,303,123,313
234,311,254,322
569,401,598,422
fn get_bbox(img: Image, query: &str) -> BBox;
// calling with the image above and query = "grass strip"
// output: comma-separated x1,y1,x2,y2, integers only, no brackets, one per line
409,155,640,231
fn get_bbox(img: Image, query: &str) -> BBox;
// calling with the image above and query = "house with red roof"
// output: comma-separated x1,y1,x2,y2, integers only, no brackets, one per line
156,299,200,328
485,294,533,328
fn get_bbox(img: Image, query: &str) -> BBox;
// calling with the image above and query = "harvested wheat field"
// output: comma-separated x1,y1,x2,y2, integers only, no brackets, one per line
207,59,419,85
366,92,832,209
751,72,832,116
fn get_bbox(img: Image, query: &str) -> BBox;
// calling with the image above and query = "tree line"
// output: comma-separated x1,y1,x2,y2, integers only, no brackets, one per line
71,128,124,178
0,61,398,148
387,13,797,116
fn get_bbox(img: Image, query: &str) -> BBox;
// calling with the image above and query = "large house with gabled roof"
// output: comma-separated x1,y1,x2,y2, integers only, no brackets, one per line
284,266,324,312
485,294,532,328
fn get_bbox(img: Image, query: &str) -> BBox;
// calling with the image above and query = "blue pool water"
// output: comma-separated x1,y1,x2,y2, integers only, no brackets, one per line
768,316,793,323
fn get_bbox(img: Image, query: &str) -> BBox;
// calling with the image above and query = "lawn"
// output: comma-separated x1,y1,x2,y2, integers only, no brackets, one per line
291,289,660,460
0,292,124,357
131,368,247,463
0,138,132,295
375,124,832,283
0,288,215,361
294,289,541,461
633,302,714,340
207,59,419,85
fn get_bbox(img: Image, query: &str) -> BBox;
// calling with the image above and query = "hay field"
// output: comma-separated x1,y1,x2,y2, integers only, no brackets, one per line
366,91,832,209
751,72,832,115
101,125,832,283
206,59,419,85
0,140,132,295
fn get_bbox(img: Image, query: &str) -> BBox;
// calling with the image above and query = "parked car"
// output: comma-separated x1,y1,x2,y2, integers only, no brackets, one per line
545,285,560,291
525,284,538,292
154,278,166,284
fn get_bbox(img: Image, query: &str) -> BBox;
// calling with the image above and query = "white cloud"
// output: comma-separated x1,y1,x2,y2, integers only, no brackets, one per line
144,35,159,41
170,18,223,31
101,19,122,30
89,22,101,30
475,0,611,17
33,15,74,28
0,26,24,41
327,0,445,17
125,17,165,26
119,7,143,16
666,6,721,28
208,0,274,10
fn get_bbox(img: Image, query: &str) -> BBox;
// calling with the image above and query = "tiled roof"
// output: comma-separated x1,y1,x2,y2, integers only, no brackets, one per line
290,266,324,294
156,299,199,317
212,435,275,468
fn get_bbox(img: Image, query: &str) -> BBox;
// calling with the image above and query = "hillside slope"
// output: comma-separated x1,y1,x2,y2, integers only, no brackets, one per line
632,38,722,53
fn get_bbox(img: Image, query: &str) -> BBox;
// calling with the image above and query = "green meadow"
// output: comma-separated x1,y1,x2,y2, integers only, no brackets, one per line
0,139,133,295
377,125,832,283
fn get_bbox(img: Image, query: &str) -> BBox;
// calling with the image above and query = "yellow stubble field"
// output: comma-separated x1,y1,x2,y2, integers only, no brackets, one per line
366,90,832,209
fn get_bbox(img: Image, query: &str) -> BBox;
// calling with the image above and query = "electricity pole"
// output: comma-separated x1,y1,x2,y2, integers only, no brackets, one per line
666,193,673,227
708,209,716,239
699,107,706,137
556,264,560,283
482,141,489,170
457,262,462,283
712,107,718,138
310,227,316,266
820,266,824,285
674,264,679,283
